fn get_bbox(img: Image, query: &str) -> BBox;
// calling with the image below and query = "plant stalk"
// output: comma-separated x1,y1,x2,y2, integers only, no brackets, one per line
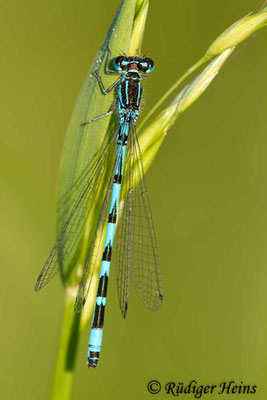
51,288,81,400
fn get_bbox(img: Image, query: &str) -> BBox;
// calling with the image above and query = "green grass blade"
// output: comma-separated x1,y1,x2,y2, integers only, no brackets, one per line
51,289,80,400
56,0,137,285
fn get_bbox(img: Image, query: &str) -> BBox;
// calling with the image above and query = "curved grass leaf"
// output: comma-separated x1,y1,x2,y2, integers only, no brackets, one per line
56,0,137,286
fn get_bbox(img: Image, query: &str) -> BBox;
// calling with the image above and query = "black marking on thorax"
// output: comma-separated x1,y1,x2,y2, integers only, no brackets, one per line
121,76,141,110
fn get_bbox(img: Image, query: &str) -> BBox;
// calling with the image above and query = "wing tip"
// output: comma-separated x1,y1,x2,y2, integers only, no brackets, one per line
122,301,128,319
34,273,43,291
74,297,85,314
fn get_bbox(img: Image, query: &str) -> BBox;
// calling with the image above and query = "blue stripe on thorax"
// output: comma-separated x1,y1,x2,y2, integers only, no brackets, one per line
125,80,129,105
137,81,141,106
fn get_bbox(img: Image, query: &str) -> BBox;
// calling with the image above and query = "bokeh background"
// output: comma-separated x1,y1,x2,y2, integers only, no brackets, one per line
0,0,267,399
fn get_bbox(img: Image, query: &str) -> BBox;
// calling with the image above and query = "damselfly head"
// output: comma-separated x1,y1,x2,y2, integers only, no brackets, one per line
113,56,154,73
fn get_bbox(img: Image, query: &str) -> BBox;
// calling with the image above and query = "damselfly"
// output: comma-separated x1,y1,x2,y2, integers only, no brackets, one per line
34,48,163,368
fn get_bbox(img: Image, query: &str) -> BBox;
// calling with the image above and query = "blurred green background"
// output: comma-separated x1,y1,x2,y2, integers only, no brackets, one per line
0,0,267,399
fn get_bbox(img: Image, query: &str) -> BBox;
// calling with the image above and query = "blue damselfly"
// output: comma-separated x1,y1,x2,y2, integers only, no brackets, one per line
35,48,163,367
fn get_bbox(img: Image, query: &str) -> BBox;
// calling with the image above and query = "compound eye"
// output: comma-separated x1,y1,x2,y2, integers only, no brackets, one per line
144,58,155,73
113,56,124,71
139,58,155,73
